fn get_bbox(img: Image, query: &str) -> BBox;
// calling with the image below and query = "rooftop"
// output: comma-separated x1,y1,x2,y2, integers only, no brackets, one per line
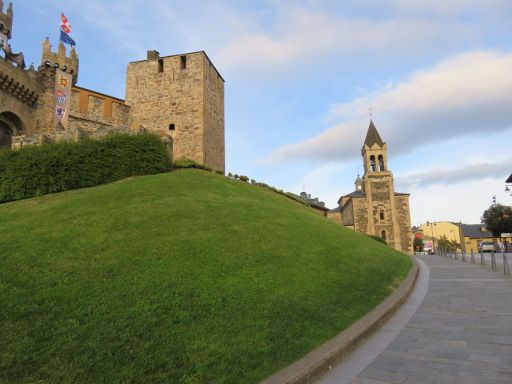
458,224,494,239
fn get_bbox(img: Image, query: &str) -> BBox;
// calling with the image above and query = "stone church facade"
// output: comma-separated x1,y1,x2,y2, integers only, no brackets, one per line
338,121,413,254
0,1,225,172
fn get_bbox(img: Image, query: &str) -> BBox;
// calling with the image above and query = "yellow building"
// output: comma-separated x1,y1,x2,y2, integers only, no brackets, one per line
458,224,512,253
418,221,462,249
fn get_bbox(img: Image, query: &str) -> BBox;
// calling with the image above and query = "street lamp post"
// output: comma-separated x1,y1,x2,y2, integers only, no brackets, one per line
426,221,436,254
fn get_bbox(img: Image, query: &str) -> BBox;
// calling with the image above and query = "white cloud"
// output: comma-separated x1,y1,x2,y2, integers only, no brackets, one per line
396,158,512,190
216,10,476,72
268,50,512,163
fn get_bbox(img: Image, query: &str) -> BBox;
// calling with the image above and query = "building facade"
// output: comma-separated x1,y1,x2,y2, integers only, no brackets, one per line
0,2,225,171
338,121,413,254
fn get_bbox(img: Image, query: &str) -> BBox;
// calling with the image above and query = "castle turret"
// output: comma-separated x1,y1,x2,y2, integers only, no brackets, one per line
0,1,13,38
40,37,79,84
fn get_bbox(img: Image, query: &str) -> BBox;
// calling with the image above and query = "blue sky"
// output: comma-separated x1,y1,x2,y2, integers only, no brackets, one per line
8,0,512,225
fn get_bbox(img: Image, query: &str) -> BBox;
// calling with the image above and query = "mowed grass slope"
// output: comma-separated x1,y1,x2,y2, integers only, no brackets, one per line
0,169,411,384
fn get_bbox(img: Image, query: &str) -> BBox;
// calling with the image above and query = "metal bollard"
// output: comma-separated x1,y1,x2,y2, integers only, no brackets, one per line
470,250,475,264
462,251,466,262
455,250,458,260
491,251,497,271
480,251,485,266
504,254,510,276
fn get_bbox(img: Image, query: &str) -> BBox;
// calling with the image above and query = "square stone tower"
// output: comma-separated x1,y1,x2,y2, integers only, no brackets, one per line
125,50,225,172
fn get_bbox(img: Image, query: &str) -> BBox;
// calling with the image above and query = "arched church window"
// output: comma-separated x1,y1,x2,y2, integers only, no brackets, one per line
370,156,376,172
380,210,385,221
378,155,385,171
381,230,387,241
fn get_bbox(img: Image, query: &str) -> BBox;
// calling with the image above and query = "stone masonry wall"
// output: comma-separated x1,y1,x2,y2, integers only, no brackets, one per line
395,195,413,254
126,52,206,166
353,198,369,234
68,87,130,138
327,211,342,225
369,178,396,249
202,56,225,172
342,200,355,226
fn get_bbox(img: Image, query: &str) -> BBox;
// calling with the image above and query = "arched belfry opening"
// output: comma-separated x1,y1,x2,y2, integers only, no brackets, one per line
378,155,385,171
0,112,25,149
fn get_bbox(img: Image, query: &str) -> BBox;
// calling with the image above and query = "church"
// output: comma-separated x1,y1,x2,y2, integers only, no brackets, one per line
337,121,413,254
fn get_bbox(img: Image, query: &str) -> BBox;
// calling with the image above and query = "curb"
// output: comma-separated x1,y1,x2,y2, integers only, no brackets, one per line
260,257,420,384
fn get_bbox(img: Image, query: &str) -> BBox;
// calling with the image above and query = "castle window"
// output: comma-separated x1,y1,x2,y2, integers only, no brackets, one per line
378,155,385,171
180,55,187,70
158,59,164,73
370,155,376,172
168,124,175,131
380,210,385,221
381,230,387,241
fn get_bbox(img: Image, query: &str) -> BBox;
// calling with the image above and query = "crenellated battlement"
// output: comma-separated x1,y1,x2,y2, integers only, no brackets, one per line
0,1,13,38
40,38,79,85
0,56,40,106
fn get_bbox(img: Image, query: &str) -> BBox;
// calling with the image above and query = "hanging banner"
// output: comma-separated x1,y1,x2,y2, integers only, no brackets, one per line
0,31,8,52
54,69,72,129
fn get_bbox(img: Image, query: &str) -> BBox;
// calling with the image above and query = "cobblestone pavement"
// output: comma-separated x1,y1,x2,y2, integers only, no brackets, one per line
319,254,512,384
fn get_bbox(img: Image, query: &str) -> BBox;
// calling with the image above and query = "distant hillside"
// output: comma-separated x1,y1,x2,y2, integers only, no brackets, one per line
0,169,412,384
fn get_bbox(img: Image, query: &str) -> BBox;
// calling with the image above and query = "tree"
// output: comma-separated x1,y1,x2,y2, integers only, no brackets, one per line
481,203,512,237
437,235,458,252
413,237,424,252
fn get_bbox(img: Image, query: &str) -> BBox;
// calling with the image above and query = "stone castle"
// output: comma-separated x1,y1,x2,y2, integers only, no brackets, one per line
0,1,225,172
336,121,413,254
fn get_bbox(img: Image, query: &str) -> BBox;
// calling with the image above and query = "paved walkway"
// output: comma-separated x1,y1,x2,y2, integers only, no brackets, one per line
317,254,512,384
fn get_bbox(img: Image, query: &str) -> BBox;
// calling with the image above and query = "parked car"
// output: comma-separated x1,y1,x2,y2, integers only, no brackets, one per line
478,241,496,253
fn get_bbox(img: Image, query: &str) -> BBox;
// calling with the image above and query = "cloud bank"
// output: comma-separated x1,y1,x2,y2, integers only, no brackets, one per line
268,50,512,163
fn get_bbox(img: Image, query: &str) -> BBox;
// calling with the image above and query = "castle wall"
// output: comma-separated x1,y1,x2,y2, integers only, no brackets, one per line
68,87,130,138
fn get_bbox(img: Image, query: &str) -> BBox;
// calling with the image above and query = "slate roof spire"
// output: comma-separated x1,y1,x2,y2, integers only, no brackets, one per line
364,120,384,147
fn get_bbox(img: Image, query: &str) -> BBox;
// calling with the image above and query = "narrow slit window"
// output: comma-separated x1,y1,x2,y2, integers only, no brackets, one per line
180,55,187,70
380,210,385,221
169,124,175,131
158,59,164,73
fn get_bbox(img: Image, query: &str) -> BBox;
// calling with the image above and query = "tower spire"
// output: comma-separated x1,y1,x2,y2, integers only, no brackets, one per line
363,120,384,148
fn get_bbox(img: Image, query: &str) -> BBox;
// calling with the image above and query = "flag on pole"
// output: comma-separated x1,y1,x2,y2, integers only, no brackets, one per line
59,12,76,47
61,13,72,34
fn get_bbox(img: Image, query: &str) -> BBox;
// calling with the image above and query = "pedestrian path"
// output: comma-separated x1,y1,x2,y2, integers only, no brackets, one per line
317,254,512,384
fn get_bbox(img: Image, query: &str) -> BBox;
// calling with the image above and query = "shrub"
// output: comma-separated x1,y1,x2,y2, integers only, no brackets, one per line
239,175,249,182
233,174,239,179
250,179,256,184
227,172,233,178
215,170,224,175
173,158,213,172
0,134,171,203
173,158,198,168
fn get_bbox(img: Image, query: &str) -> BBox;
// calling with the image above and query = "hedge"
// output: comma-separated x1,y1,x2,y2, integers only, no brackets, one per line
0,134,172,203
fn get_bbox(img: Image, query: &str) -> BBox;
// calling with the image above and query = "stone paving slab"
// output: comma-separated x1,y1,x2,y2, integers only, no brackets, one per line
318,255,512,384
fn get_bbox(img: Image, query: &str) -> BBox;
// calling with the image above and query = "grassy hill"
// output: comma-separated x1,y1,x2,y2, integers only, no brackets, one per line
0,169,412,383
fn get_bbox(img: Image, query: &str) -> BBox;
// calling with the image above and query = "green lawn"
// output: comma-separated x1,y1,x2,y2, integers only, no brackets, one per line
0,169,412,383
